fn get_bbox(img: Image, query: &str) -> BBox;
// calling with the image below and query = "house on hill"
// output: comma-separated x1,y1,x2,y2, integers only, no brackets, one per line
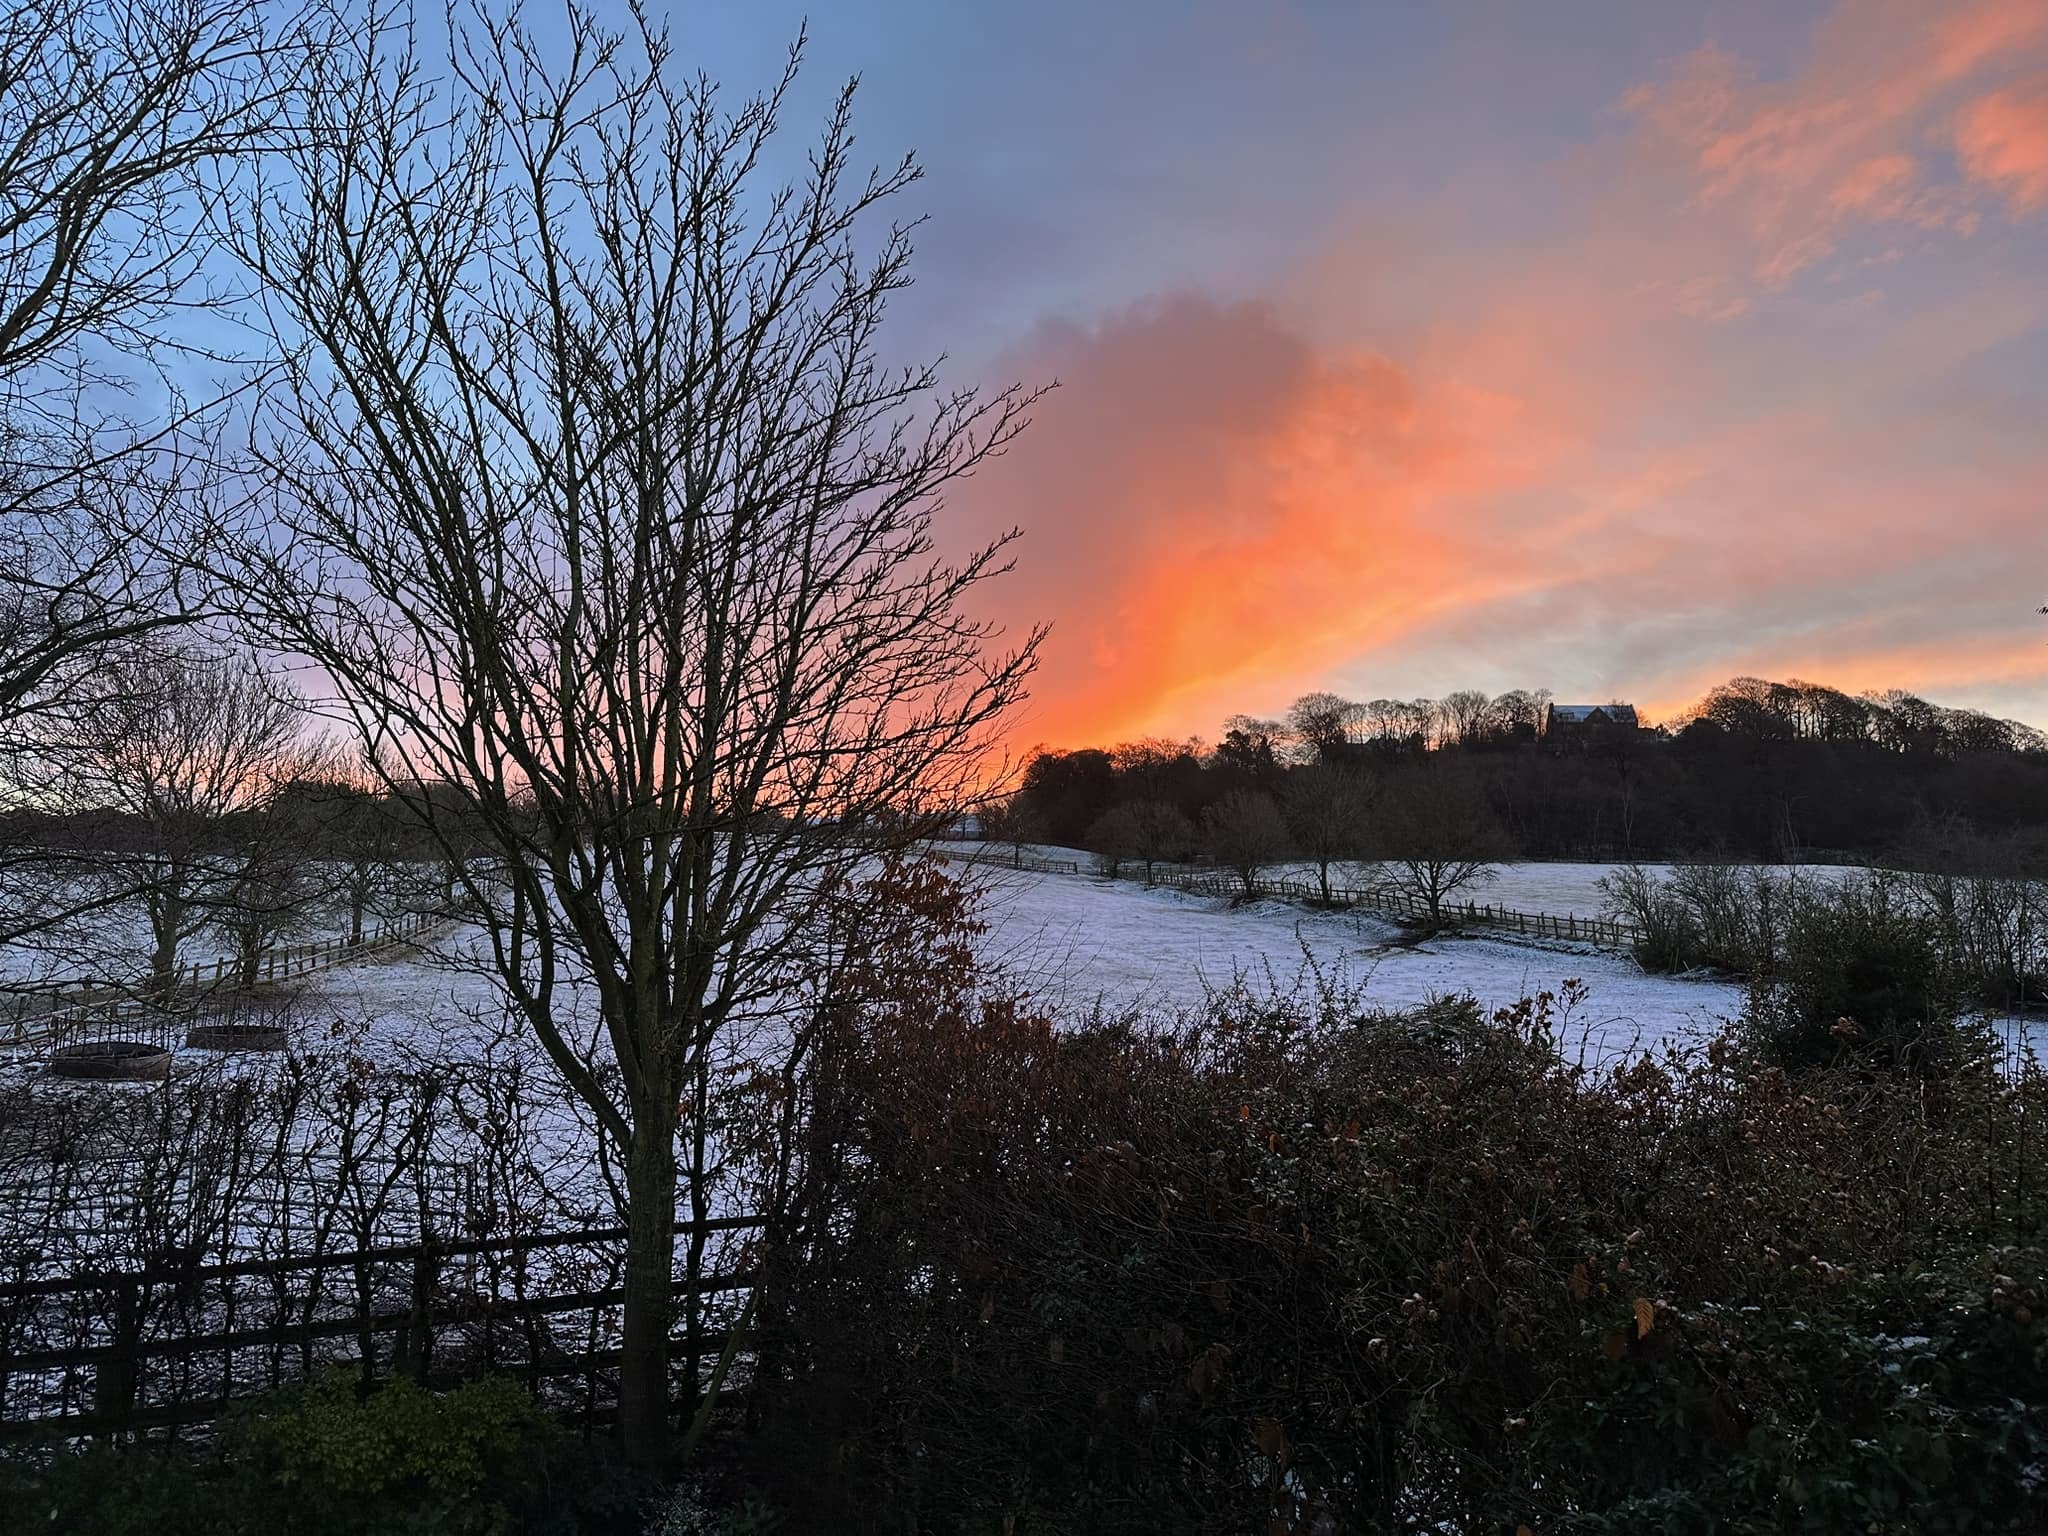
1544,703,1639,742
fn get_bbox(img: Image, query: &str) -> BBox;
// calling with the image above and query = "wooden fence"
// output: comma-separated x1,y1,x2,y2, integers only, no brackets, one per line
938,847,1640,948
1146,868,1640,947
937,847,1083,876
0,1213,763,1440
1,909,449,1054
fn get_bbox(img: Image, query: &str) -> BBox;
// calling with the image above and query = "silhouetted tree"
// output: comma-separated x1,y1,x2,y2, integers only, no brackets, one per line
1376,769,1507,924
1086,803,1140,879
37,642,314,989
0,0,301,946
1126,799,1196,882
1286,692,1362,765
1203,791,1291,897
1012,750,1117,845
1214,715,1285,785
1281,765,1374,904
235,4,1041,1467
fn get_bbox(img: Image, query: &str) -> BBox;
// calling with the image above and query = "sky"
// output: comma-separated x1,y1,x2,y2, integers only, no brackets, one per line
628,2,2048,747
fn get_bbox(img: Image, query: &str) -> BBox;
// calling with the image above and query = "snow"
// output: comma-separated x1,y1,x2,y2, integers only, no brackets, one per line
959,863,1744,1064
1406,860,1860,919
14,857,2043,1075
237,864,1742,1071
0,877,407,988
944,841,1874,920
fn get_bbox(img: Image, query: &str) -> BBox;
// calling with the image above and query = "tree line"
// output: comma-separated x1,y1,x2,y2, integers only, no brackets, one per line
992,676,2048,875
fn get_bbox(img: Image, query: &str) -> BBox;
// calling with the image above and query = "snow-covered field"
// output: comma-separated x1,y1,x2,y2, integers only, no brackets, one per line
13,857,2043,1073
114,860,1739,1071
946,841,1865,921
961,863,1744,1064
0,879,416,988
1355,859,1860,919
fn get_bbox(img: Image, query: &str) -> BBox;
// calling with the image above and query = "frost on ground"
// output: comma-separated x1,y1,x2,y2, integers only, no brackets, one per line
149,859,2047,1074
12,856,2039,1076
961,863,1745,1065
274,864,1745,1073
947,840,1865,922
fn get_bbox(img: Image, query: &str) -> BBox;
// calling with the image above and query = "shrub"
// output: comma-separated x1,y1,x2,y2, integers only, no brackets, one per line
747,866,2048,1532
1602,863,1793,975
1602,862,1698,971
1754,871,1967,1074
0,1372,648,1536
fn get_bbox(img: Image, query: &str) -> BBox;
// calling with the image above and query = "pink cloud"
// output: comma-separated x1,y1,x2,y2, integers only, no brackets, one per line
1620,1,2048,294
1956,75,2048,214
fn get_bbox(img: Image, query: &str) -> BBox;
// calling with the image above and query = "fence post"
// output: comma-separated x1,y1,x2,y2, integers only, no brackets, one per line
95,1277,141,1439
397,1244,439,1385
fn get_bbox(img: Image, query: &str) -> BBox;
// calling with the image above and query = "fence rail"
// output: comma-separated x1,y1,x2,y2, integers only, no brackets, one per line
1,909,451,1054
939,846,1640,948
0,1213,764,1439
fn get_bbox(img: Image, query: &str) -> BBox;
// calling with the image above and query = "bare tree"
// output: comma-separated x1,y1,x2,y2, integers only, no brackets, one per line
1359,697,1430,752
1281,766,1374,905
1202,791,1291,897
0,0,292,376
980,796,1047,869
1375,770,1507,925
1128,799,1196,882
0,0,299,712
1476,688,1549,747
1215,714,1286,781
1,0,302,950
1090,797,1193,883
214,762,336,986
34,641,314,990
1286,691,1362,765
234,6,1041,1465
1433,689,1492,750
1086,803,1141,880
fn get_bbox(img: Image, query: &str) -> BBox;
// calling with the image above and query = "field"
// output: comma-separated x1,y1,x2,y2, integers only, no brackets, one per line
964,862,1744,1062
17,855,2038,1079
13,856,2047,1074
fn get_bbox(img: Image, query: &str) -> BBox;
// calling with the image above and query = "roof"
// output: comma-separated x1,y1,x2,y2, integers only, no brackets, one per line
1548,703,1639,726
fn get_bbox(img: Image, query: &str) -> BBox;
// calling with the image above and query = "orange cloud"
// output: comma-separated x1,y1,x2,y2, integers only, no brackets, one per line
956,297,1563,749
1957,75,2048,213
947,2,2048,752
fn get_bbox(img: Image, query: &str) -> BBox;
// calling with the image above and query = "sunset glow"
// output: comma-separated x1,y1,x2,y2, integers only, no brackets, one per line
709,0,2048,748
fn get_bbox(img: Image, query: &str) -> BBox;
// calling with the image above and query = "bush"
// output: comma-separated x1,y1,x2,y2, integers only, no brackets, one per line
1602,863,1792,975
746,867,2048,1532
1602,862,1698,971
0,1372,649,1536
1754,871,1968,1074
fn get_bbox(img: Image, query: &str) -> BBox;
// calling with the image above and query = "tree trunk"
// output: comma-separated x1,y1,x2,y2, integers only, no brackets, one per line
149,893,183,996
618,1096,679,1469
682,1044,714,1423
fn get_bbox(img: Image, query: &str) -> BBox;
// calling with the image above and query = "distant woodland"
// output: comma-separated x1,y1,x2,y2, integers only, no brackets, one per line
994,676,2048,868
